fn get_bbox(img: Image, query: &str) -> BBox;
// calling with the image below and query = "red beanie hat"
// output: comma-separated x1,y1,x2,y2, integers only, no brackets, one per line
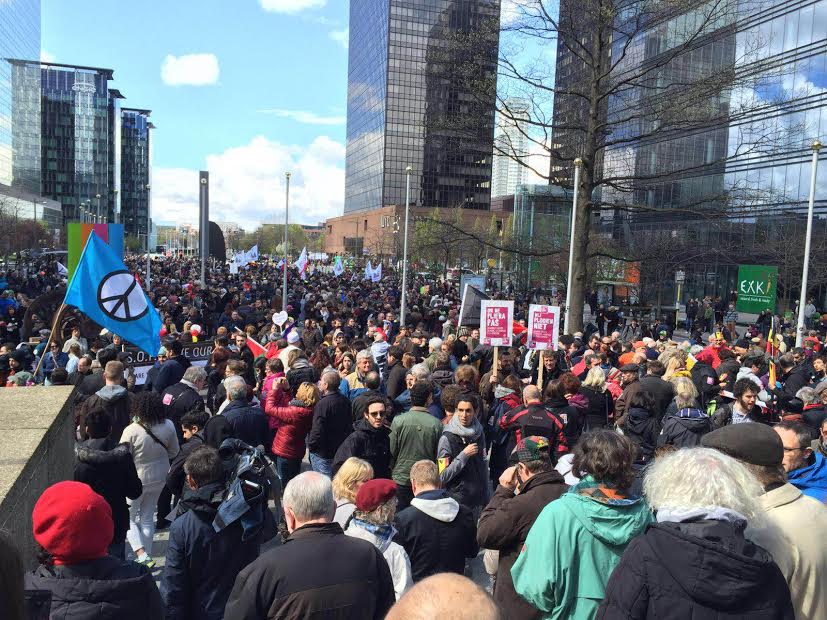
32,481,113,565
355,479,398,512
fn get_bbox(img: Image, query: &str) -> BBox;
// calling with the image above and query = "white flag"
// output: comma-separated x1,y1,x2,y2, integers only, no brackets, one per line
364,260,373,280
56,262,68,277
293,246,308,277
371,262,382,282
333,256,344,277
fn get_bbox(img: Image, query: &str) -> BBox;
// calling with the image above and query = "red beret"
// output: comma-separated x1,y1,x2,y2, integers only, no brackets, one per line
355,479,398,512
33,481,113,565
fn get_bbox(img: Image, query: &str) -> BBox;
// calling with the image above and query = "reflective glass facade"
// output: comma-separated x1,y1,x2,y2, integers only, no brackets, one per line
0,0,41,192
121,109,151,239
345,0,500,214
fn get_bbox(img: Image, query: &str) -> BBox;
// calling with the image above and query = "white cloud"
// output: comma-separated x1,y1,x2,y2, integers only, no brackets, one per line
259,0,326,14
329,28,349,49
160,54,220,86
258,108,346,125
40,50,56,63
152,135,345,230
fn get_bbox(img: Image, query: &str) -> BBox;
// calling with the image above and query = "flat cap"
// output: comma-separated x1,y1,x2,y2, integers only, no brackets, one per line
701,423,783,467
619,363,639,372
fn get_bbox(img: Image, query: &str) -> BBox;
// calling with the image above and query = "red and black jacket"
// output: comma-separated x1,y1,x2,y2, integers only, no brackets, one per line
500,402,568,464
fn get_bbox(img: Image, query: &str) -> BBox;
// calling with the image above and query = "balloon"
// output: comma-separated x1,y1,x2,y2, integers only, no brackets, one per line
160,327,168,337
190,324,202,335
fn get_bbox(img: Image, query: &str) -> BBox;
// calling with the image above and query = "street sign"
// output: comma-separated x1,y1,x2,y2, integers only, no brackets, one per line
736,265,777,313
675,270,685,283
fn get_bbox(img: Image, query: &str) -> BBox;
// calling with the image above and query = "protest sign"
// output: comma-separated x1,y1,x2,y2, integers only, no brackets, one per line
527,304,560,351
480,300,514,347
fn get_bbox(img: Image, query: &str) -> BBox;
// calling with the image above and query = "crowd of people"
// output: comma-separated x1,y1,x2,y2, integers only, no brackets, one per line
0,254,826,619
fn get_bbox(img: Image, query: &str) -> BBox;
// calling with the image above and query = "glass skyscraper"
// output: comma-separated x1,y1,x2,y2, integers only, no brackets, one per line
344,0,501,214
121,108,152,239
0,0,41,192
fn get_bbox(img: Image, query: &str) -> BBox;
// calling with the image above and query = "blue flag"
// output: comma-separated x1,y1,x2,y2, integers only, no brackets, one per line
64,232,162,356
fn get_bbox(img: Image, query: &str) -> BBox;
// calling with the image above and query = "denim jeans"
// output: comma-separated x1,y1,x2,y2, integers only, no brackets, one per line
309,453,333,478
276,456,302,488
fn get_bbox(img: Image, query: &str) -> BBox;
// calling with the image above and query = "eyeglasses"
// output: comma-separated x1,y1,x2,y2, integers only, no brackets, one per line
783,446,805,452
367,410,385,418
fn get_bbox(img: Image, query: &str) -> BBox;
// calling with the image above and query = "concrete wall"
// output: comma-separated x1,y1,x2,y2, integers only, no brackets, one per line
0,386,76,568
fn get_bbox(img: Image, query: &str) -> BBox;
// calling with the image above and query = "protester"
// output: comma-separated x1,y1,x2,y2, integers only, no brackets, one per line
712,377,764,428
119,391,180,567
499,384,568,463
77,360,132,442
166,409,209,501
221,375,269,448
307,370,353,476
657,375,712,448
265,380,319,487
332,393,391,478
775,420,827,502
394,459,478,582
223,471,395,619
332,456,374,528
385,573,500,620
26,481,164,618
73,409,143,559
511,430,652,618
437,394,489,514
153,339,192,394
477,436,568,618
597,448,794,619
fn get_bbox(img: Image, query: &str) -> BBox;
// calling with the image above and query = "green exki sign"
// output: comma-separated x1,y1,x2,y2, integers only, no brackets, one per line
736,265,777,313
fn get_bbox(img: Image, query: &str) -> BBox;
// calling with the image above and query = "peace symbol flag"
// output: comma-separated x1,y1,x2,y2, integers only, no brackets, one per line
64,231,163,356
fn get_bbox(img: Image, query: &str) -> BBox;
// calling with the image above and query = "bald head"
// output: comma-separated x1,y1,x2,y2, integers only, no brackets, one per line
386,573,500,620
523,384,541,403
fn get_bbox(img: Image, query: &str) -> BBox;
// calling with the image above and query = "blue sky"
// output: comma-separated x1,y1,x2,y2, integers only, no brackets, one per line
42,0,351,228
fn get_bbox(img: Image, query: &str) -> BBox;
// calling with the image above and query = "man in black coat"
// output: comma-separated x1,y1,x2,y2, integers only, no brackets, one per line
332,395,391,478
75,347,118,403
153,339,192,394
394,460,478,582
161,366,207,444
161,446,262,620
221,376,269,448
223,471,395,620
385,346,407,401
73,409,143,559
166,410,209,502
307,371,354,477
233,332,258,386
638,360,674,422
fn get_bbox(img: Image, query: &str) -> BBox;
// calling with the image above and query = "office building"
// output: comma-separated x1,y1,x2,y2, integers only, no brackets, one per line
552,0,827,303
344,0,501,218
491,98,530,198
120,108,152,239
0,0,40,192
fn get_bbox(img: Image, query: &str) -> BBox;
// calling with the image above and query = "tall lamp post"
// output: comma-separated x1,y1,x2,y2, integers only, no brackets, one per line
796,140,822,347
95,193,102,223
564,158,583,335
282,172,291,313
400,165,412,327
145,183,152,289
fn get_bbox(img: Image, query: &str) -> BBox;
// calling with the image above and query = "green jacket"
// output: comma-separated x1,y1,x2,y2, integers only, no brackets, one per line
389,406,443,486
511,480,653,619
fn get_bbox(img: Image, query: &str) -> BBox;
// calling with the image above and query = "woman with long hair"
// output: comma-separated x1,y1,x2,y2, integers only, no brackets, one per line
265,381,320,487
119,392,179,567
332,457,374,528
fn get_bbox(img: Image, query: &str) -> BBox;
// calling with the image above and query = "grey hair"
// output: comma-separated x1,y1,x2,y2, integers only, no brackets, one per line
796,386,818,405
644,447,762,521
353,496,398,526
670,376,698,409
428,337,443,352
225,375,247,401
409,363,431,380
283,471,335,522
356,349,372,361
183,366,207,384
689,344,703,356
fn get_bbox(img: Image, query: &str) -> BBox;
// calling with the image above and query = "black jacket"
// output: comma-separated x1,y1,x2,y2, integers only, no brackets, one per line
477,470,568,620
307,391,353,459
78,386,133,443
332,419,391,479
161,382,205,443
545,395,585,448
285,359,319,395
351,388,385,422
222,400,269,449
638,375,674,422
385,361,407,401
597,520,794,620
166,432,205,498
154,356,192,394
781,363,811,397
223,522,395,620
161,481,261,620
711,402,764,429
622,406,659,461
394,489,478,582
656,407,713,449
579,386,614,430
74,438,143,543
25,556,164,620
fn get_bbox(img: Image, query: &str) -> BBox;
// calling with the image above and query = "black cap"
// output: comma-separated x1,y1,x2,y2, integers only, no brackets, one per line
619,363,639,372
734,338,751,349
701,423,783,467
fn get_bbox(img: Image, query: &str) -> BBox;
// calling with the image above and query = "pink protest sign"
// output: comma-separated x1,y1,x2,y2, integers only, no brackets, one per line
480,300,514,347
527,304,560,350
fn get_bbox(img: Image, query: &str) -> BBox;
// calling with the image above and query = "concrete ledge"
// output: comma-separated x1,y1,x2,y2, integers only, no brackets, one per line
0,386,76,568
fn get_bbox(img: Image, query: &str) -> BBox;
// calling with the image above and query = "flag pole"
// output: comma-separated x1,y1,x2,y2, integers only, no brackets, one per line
33,303,67,380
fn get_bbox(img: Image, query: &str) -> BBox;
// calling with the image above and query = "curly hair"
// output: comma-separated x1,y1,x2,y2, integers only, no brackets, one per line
353,496,398,526
130,391,166,426
572,430,637,491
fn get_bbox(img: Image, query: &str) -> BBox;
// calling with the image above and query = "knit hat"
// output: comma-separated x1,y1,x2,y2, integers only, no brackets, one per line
32,481,113,565
700,423,783,467
457,327,470,338
509,436,550,465
355,479,398,512
286,330,301,344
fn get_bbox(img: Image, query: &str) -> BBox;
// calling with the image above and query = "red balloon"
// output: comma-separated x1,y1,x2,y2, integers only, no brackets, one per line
159,328,168,337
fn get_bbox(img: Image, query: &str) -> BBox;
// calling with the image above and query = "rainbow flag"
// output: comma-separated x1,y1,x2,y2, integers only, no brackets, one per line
67,223,124,279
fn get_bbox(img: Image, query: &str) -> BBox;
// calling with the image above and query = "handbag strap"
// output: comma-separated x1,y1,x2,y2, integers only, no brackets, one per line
138,422,168,452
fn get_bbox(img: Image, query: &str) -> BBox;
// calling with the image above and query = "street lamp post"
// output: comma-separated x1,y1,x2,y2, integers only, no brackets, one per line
564,158,583,335
146,184,151,288
282,172,291,313
796,140,822,347
96,193,102,223
400,165,412,327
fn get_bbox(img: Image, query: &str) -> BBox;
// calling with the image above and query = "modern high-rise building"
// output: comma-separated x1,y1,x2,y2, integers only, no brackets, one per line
120,108,152,239
491,98,530,198
344,0,501,215
0,0,41,192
